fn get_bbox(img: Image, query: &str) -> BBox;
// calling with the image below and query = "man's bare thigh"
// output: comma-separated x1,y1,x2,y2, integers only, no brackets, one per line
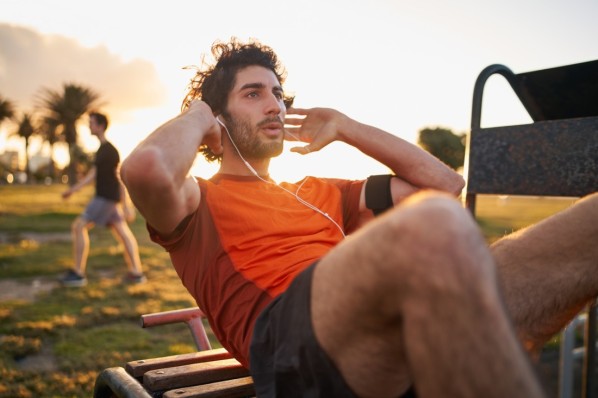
309,208,425,397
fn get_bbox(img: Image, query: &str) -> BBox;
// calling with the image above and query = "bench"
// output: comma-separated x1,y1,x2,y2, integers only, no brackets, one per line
463,60,598,398
93,307,255,398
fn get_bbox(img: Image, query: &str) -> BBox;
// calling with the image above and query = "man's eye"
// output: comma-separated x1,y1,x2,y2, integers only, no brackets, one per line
247,92,258,98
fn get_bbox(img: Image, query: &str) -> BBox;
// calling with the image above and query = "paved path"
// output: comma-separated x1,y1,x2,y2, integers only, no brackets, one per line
0,277,59,302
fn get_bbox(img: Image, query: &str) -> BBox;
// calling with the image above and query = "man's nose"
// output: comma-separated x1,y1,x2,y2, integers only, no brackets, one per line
265,94,284,116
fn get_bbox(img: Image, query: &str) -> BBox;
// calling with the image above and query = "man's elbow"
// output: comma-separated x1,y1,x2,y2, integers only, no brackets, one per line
120,147,164,192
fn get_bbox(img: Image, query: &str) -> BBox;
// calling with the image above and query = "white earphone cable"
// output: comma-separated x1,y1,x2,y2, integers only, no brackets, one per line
216,116,345,237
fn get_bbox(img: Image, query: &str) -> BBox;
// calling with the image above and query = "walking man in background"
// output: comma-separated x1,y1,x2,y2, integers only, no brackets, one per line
61,112,146,287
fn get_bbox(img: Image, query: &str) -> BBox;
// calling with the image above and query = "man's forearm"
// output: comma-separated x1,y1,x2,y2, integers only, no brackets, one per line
339,118,464,194
64,168,96,197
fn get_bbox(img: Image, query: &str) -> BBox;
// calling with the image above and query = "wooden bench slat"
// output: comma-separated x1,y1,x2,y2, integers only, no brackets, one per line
126,348,232,378
162,376,255,398
144,358,250,391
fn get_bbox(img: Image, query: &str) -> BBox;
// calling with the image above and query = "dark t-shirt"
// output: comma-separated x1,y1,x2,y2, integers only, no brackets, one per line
95,141,120,202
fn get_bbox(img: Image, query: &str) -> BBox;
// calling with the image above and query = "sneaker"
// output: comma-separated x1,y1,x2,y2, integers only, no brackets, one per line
123,272,147,284
61,269,87,287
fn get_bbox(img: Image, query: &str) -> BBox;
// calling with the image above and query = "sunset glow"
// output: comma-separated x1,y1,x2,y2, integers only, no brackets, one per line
1,0,597,181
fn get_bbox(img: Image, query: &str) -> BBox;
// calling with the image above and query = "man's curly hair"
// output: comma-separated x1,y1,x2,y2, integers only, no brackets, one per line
182,38,295,162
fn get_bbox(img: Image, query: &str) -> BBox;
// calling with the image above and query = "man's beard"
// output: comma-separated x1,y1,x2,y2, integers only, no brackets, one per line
223,113,284,159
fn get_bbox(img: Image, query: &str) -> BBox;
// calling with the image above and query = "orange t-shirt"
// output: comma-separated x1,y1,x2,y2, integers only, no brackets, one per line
149,174,364,367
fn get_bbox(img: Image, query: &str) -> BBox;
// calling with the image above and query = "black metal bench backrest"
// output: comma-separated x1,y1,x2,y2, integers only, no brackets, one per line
464,61,598,213
463,61,598,398
466,117,598,201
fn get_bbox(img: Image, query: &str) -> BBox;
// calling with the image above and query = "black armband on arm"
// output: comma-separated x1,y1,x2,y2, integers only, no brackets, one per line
365,174,394,216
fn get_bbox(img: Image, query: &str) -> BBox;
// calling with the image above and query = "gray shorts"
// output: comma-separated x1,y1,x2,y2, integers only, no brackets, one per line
82,197,123,227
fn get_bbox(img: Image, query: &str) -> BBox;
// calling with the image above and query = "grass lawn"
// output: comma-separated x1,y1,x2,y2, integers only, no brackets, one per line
0,184,582,397
472,194,577,243
0,184,214,398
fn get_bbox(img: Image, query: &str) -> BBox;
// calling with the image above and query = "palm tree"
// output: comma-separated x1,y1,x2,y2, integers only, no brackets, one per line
40,83,100,185
40,116,61,181
0,96,15,130
12,112,37,183
0,97,16,182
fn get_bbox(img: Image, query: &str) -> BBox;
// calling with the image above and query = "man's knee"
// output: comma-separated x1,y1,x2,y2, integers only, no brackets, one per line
399,191,474,231
71,217,88,233
389,191,482,258
577,191,598,212
380,191,496,301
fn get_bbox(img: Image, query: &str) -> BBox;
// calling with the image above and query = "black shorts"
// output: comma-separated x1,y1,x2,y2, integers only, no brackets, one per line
249,263,416,398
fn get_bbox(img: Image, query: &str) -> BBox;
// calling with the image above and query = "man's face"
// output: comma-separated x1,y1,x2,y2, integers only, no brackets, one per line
89,117,102,137
223,65,286,159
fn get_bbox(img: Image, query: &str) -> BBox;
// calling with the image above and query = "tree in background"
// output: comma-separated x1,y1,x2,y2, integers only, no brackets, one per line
71,143,95,176
39,116,61,182
12,112,37,183
417,127,466,171
0,95,15,126
0,96,16,182
40,83,100,185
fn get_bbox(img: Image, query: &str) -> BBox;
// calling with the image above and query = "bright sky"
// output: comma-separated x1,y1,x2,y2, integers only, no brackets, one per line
1,0,597,181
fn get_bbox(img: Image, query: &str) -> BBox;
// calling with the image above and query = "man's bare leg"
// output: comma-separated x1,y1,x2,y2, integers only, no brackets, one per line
72,216,91,275
110,220,143,275
492,192,598,353
311,191,544,398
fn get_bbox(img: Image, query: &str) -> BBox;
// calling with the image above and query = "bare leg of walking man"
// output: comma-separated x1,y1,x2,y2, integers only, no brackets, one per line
69,216,91,285
110,219,145,283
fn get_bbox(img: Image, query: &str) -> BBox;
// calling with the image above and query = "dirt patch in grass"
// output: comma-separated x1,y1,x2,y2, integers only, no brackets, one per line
0,277,59,302
15,344,58,372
